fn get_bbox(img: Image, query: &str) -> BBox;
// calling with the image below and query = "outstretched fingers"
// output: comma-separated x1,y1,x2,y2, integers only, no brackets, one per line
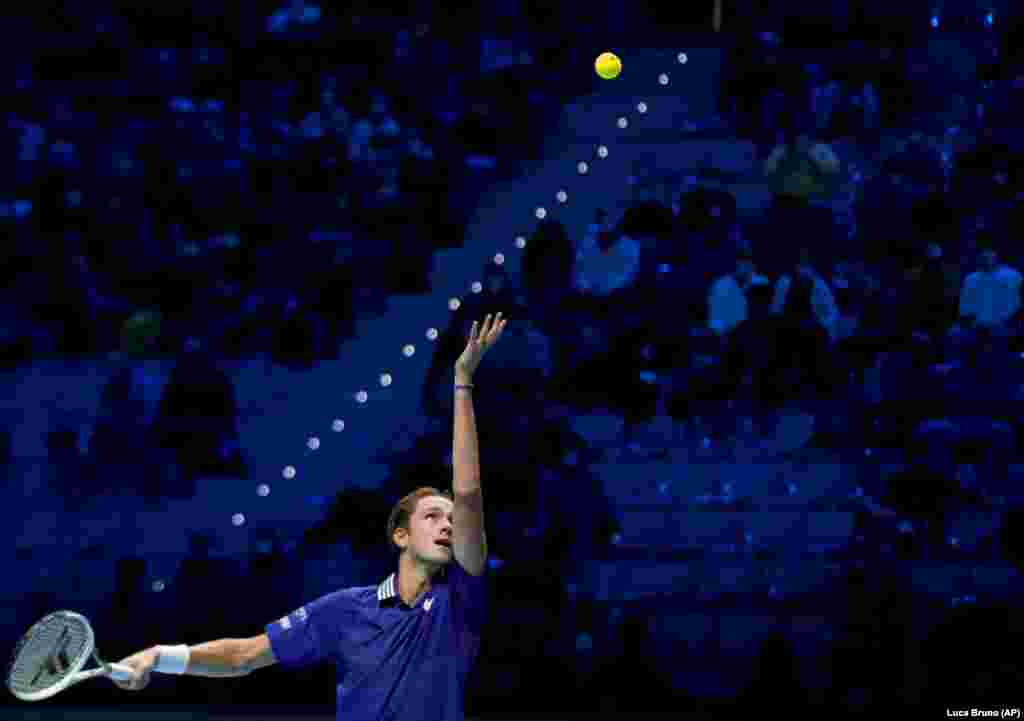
471,313,506,344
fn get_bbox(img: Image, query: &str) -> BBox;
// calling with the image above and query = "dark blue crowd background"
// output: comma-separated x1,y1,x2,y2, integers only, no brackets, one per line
4,0,1024,718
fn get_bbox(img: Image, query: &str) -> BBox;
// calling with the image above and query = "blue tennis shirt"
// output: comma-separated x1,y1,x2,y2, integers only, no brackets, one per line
266,559,488,721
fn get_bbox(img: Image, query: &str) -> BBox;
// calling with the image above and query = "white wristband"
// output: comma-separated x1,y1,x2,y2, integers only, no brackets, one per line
154,645,191,675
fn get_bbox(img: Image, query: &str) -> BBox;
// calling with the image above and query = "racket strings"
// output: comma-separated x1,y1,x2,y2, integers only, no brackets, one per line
8,616,89,693
35,627,72,684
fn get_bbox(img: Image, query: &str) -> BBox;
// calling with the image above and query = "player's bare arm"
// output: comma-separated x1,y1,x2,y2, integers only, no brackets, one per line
451,312,507,576
177,638,253,677
236,634,277,674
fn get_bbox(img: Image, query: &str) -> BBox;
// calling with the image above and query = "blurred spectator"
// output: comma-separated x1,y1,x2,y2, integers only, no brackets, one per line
708,247,772,337
708,247,774,405
763,247,842,405
267,0,322,34
349,94,401,166
809,66,843,135
545,323,660,448
120,309,164,356
833,259,903,384
572,213,641,298
672,188,743,330
46,420,86,508
899,242,960,341
758,192,832,276
151,352,245,492
521,218,575,323
87,367,162,502
957,246,1022,332
770,247,841,341
763,135,842,201
619,199,676,243
569,208,643,334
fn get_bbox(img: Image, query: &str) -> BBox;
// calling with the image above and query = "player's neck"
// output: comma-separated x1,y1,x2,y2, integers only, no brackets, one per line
397,553,435,606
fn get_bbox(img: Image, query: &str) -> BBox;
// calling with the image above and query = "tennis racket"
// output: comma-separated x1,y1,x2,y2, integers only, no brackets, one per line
6,610,136,702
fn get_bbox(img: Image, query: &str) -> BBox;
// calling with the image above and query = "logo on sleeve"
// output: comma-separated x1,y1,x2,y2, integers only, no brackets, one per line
279,606,307,631
423,597,434,612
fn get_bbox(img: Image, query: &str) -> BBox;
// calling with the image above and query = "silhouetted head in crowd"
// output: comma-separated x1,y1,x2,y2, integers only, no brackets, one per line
532,218,570,248
736,248,756,283
795,246,815,275
978,247,998,272
370,94,389,117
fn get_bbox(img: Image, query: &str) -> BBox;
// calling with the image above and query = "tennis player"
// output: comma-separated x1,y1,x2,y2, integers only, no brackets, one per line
112,313,508,721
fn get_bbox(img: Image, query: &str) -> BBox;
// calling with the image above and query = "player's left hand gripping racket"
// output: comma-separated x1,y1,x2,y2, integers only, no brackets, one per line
6,610,136,702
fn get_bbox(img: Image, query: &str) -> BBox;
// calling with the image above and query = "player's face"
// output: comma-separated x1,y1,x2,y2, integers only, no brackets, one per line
413,496,454,565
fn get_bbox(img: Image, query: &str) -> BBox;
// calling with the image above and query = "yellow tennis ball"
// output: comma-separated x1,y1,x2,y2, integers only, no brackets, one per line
595,52,622,80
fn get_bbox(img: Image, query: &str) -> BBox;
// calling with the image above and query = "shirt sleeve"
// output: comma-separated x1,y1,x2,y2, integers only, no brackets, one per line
265,590,350,670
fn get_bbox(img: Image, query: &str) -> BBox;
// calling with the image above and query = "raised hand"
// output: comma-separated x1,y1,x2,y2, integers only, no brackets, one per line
455,312,508,380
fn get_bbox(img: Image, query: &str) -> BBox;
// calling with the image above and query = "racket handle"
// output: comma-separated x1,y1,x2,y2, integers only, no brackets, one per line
107,663,137,682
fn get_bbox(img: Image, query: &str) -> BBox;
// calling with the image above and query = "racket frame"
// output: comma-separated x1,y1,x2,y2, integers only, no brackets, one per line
7,610,133,702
